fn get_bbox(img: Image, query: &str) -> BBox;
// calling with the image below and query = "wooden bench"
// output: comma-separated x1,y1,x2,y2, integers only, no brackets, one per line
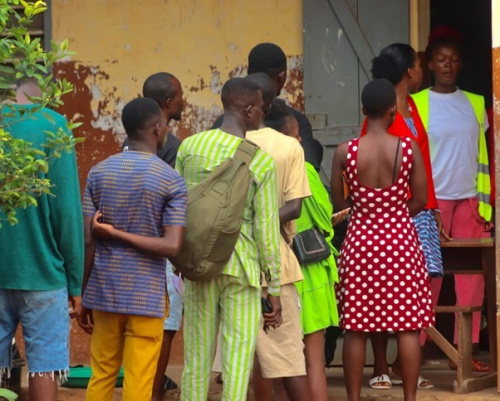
424,239,497,393
425,306,491,393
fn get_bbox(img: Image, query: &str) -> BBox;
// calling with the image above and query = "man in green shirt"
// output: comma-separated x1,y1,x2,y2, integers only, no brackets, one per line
0,79,83,401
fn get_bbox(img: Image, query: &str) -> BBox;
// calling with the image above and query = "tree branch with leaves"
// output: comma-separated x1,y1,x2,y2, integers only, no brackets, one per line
0,0,83,227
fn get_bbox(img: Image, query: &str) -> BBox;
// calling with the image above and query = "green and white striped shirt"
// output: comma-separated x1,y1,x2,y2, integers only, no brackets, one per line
176,129,281,295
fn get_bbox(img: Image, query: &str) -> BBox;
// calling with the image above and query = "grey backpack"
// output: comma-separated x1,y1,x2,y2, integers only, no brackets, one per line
171,139,259,281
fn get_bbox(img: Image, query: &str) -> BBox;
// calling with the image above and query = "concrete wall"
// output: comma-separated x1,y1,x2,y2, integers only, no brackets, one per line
49,0,304,365
51,0,304,192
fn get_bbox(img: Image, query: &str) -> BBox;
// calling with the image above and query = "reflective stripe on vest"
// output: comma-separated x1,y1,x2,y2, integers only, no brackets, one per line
411,89,492,222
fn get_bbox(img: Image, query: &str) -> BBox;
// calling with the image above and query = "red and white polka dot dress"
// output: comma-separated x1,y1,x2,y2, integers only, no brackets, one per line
337,137,434,332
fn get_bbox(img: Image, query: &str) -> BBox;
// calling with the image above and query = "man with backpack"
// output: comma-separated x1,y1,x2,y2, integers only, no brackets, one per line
176,78,282,401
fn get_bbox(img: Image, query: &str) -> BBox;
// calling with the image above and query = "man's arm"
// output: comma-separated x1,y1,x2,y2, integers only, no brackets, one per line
77,214,96,334
46,123,84,308
279,198,303,225
252,158,283,328
82,215,96,292
92,212,185,258
252,158,281,296
92,172,187,258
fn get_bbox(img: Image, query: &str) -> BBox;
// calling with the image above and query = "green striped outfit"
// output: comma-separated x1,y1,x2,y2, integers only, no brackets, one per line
176,129,281,401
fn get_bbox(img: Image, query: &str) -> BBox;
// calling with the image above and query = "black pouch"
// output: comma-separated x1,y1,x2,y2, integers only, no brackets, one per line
292,228,331,264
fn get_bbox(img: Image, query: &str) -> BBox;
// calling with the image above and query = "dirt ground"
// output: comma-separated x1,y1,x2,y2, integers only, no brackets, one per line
10,363,500,401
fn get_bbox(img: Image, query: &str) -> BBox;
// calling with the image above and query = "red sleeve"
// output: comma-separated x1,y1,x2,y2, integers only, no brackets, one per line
408,97,438,210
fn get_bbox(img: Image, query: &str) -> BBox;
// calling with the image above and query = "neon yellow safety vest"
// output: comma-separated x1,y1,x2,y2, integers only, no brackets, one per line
411,88,492,222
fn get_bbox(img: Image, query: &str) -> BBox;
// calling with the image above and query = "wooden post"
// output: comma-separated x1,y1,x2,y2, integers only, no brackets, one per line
492,0,500,393
409,0,430,52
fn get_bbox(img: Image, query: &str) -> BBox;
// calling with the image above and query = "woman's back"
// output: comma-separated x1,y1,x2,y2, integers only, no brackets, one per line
336,136,434,332
354,133,403,190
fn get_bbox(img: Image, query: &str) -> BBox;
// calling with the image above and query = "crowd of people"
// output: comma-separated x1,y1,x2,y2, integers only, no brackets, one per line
0,26,493,401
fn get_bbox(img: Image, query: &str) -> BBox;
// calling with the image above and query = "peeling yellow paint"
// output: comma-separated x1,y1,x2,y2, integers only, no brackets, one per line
51,0,304,144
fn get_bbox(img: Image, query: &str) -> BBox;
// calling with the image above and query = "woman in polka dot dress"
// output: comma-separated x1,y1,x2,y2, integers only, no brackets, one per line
331,79,434,401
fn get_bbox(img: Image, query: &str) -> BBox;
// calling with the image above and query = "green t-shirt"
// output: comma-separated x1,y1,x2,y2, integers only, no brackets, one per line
0,105,83,296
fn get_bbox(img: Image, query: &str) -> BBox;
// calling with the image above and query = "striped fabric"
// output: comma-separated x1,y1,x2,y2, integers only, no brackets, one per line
177,129,281,400
412,209,443,277
82,151,187,318
181,275,260,401
175,129,281,294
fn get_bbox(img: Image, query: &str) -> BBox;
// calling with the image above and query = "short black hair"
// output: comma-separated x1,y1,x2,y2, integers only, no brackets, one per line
245,73,276,110
264,98,293,132
221,77,261,110
121,97,161,138
142,72,177,104
361,79,396,118
426,37,462,60
371,43,416,85
248,43,287,78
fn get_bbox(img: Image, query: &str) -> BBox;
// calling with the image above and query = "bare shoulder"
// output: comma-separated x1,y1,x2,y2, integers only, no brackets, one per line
334,141,349,159
408,137,420,153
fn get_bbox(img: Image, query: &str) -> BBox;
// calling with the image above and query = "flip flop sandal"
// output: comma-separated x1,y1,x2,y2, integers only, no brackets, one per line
471,359,490,372
391,375,434,389
417,376,434,389
369,374,392,389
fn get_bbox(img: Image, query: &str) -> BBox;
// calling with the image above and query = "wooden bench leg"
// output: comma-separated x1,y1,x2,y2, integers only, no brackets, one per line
454,311,472,393
424,326,459,365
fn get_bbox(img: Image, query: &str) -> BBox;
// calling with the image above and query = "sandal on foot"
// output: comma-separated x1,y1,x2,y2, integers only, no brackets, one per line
472,359,490,372
449,359,490,373
391,375,434,389
369,374,392,389
417,376,434,389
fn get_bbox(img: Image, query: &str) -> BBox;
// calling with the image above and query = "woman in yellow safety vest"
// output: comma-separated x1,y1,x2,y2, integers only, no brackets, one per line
412,26,492,373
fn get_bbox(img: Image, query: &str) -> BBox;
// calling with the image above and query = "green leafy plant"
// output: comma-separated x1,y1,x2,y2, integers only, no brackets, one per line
0,0,83,228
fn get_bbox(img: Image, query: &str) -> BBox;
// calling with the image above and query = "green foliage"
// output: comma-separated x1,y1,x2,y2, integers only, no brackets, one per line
0,0,82,228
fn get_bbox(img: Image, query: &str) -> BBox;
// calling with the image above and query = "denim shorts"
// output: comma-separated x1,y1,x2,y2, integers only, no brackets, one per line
0,288,70,374
164,261,183,331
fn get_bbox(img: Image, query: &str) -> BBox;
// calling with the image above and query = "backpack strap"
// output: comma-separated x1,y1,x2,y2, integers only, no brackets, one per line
234,139,259,166
208,139,259,196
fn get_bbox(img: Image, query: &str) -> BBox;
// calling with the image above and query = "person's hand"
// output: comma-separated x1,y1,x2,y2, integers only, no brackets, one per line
434,209,452,241
77,307,94,334
92,210,116,240
332,207,350,227
263,294,283,330
68,295,82,318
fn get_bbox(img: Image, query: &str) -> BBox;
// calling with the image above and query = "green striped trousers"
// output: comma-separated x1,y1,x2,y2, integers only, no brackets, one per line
181,274,261,401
